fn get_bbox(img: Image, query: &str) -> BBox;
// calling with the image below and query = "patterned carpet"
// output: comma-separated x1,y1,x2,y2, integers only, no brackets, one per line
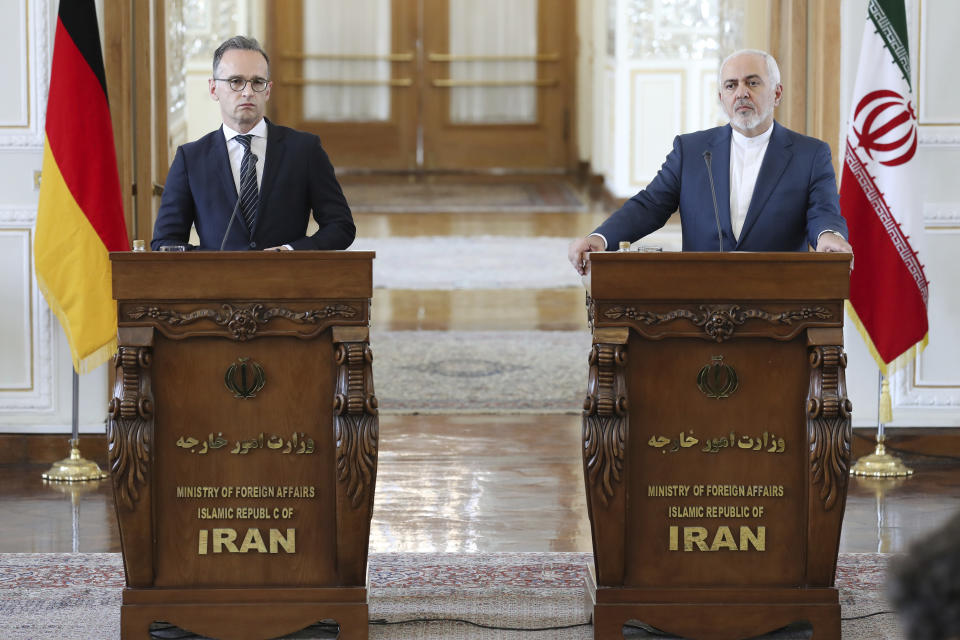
0,552,901,639
342,181,587,213
372,330,591,413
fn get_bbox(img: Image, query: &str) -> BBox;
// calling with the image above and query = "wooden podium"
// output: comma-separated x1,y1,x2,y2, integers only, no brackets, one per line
581,252,852,640
108,251,378,640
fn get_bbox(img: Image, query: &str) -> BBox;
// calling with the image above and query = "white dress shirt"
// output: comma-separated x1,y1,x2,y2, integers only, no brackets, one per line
729,123,773,241
222,119,268,193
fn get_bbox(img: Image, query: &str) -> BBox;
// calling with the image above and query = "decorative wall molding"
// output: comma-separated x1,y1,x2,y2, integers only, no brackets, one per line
918,127,960,146
164,0,189,156
894,203,960,408
167,0,187,118
0,207,37,225
0,0,49,148
629,68,684,186
183,0,243,62
894,361,960,408
917,0,960,125
0,0,29,128
624,0,742,60
0,207,53,414
924,203,960,227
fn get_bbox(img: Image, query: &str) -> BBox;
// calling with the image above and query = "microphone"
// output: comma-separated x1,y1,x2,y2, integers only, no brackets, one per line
219,154,258,251
703,150,723,252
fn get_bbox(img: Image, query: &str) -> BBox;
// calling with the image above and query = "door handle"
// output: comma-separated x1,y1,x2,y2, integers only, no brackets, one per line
286,78,414,87
428,53,560,62
281,52,415,62
432,79,558,88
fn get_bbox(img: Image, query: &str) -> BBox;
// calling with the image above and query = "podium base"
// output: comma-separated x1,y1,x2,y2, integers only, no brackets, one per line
586,570,840,640
121,586,369,640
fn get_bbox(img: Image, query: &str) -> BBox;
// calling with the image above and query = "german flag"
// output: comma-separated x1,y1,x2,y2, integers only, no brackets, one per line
35,0,129,373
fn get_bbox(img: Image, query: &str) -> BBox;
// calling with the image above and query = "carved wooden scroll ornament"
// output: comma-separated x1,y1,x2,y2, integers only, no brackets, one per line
333,341,379,510
583,343,629,506
601,304,833,342
107,346,154,511
126,302,359,341
807,346,852,511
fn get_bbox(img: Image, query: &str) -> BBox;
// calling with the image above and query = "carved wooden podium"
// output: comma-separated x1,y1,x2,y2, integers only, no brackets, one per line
582,252,852,640
108,251,377,640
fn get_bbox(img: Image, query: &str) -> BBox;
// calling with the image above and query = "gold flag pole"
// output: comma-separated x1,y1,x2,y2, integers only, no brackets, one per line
42,370,108,482
850,371,913,477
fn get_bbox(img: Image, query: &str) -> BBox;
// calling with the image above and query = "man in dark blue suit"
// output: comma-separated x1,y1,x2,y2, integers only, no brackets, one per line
151,36,354,251
569,49,852,274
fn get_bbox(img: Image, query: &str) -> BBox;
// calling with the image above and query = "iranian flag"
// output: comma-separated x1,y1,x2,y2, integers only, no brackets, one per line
841,0,928,373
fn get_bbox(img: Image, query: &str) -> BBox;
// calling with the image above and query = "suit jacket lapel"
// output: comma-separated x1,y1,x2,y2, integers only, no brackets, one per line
707,126,735,244
737,122,792,246
256,119,285,233
211,126,252,237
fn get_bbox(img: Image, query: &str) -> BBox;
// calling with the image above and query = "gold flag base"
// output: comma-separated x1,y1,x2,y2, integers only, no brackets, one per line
41,439,108,482
850,436,913,477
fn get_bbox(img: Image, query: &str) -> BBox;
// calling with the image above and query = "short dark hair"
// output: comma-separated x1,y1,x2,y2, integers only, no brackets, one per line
889,510,960,640
212,36,270,76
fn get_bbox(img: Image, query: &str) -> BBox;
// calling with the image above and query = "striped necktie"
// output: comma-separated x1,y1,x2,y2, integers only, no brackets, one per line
234,134,259,232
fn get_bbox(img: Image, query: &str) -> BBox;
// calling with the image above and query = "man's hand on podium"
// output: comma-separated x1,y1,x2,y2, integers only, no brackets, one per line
815,232,854,269
568,235,606,276
264,245,292,251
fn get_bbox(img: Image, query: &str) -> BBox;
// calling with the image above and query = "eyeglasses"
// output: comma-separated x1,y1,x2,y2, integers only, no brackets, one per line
214,77,270,92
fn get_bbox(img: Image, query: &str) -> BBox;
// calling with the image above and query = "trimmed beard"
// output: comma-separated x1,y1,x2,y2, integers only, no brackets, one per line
730,102,773,133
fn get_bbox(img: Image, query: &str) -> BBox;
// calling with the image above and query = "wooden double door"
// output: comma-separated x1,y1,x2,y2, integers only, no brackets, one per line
268,0,575,171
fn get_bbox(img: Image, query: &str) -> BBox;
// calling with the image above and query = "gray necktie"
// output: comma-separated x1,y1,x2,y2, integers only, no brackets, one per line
234,134,259,231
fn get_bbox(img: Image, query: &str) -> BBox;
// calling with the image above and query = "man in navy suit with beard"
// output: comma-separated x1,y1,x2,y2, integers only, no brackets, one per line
152,36,355,251
568,49,852,274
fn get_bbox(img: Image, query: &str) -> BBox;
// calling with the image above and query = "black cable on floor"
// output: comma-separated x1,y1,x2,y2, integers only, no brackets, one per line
149,611,897,638
148,624,203,640
369,616,592,631
149,617,592,638
842,610,897,621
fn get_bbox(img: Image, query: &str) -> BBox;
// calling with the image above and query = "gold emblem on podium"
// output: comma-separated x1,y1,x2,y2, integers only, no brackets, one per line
697,355,738,399
225,357,266,399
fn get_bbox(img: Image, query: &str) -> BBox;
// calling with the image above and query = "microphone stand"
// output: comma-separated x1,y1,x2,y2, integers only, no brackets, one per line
220,195,243,251
220,154,258,251
703,151,723,252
